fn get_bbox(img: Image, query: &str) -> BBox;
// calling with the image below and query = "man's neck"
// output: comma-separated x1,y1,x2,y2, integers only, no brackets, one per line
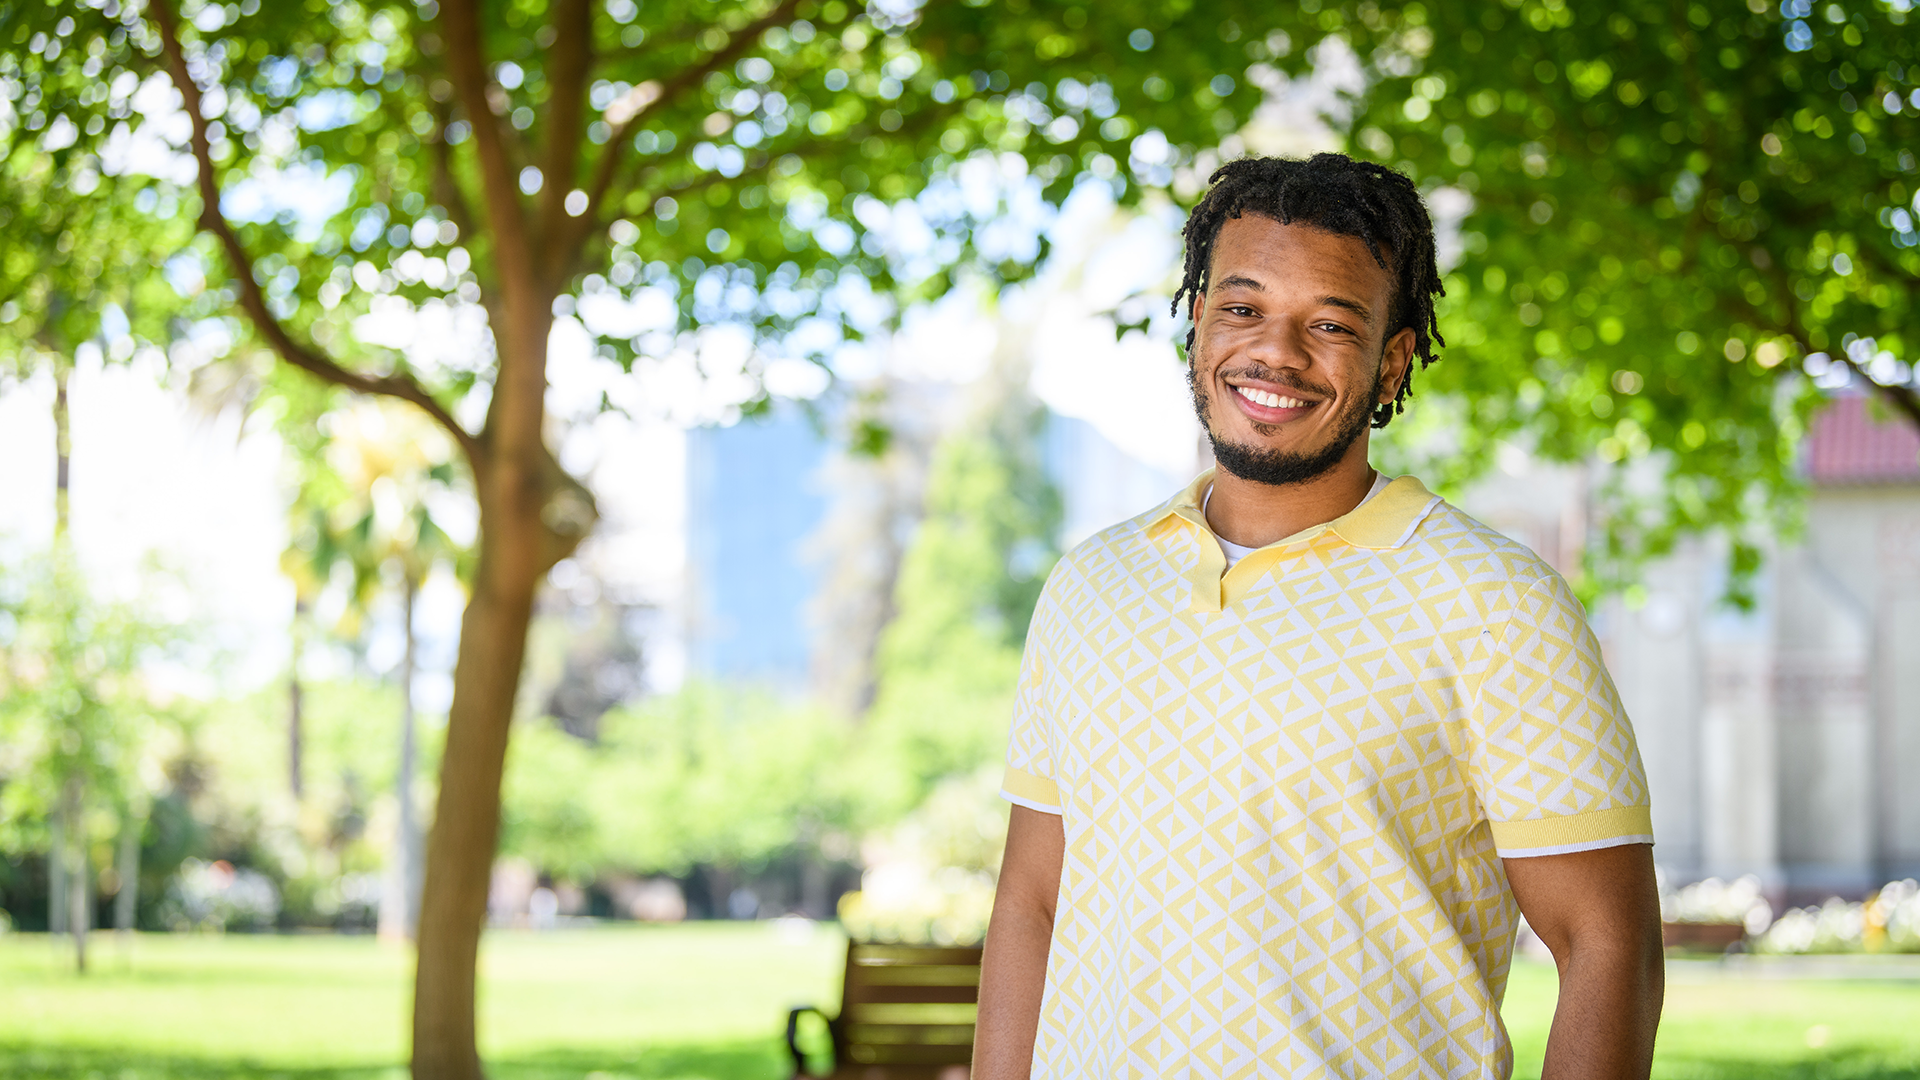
1203,448,1378,549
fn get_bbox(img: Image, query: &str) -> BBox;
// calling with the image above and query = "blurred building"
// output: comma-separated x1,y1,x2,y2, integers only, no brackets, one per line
681,403,1193,697
1466,392,1920,902
1044,414,1194,550
682,406,830,691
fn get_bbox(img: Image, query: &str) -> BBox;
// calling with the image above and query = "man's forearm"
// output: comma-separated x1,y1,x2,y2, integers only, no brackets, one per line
1540,928,1664,1079
973,894,1053,1080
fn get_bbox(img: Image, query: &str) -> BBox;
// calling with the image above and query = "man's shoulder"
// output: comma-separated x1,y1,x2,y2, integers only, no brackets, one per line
1404,497,1565,596
1035,507,1177,608
1059,504,1173,571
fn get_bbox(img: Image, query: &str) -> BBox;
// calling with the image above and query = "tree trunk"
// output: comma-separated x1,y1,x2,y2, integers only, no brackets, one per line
63,776,88,974
145,5,589,1069
411,454,553,1079
54,355,71,542
289,598,308,801
115,805,141,936
381,574,423,942
48,356,72,940
48,799,67,936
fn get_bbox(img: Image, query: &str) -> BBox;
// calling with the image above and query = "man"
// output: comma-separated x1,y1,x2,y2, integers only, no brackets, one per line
974,154,1663,1080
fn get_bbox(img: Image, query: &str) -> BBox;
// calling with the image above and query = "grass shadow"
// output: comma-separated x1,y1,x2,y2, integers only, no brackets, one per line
15,1043,1918,1080
488,1041,786,1080
0,1040,784,1080
1651,1054,1920,1080
0,1046,401,1080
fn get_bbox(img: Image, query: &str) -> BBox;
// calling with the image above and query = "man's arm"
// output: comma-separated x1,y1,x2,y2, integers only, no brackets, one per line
973,805,1065,1080
1504,842,1664,1080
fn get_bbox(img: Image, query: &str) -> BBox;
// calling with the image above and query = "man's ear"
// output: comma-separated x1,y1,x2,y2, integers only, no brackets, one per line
1186,292,1209,362
1378,327,1417,403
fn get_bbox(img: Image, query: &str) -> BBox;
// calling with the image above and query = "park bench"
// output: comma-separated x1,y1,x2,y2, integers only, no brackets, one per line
1661,920,1747,952
786,941,983,1079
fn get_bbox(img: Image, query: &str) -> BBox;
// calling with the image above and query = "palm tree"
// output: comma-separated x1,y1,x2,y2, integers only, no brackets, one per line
311,400,469,941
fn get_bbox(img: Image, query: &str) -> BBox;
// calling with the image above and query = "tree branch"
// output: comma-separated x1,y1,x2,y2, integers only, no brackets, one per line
1841,358,1920,430
429,102,481,245
150,0,479,461
556,167,737,285
573,0,802,242
437,0,539,306
1836,244,1920,430
1746,248,1920,433
536,0,595,279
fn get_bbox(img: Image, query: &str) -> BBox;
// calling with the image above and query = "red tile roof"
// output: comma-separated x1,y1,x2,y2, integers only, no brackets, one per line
1806,393,1920,485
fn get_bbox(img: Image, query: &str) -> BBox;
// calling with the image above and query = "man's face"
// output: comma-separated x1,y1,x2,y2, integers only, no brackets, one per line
1188,214,1416,486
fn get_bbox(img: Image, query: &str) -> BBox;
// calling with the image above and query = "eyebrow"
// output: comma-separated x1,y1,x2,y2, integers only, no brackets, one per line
1212,274,1376,325
1212,274,1266,293
1319,295,1375,324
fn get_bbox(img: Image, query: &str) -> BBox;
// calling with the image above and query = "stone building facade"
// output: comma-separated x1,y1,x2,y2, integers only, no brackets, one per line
1467,394,1920,902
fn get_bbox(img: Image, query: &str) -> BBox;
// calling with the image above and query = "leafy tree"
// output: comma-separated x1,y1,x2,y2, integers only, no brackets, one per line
501,685,866,883
0,553,184,971
1260,0,1919,592
0,1,1292,1068
266,374,346,803
860,390,1061,811
0,86,181,379
311,397,468,939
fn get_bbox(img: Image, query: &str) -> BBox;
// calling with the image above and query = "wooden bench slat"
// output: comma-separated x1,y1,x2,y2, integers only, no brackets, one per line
845,984,979,1005
845,1049,975,1067
846,1038,976,1061
849,945,984,966
844,1002,978,1025
849,964,982,987
844,1021,976,1042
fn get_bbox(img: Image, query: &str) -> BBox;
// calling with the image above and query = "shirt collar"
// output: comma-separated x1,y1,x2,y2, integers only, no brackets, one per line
1144,469,1442,613
1146,468,1440,551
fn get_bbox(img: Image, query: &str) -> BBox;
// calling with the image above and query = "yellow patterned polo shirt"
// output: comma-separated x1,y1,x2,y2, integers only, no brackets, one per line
1000,471,1652,1080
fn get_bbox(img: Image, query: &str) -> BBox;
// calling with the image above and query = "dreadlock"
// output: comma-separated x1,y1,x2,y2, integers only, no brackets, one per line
1171,153,1446,429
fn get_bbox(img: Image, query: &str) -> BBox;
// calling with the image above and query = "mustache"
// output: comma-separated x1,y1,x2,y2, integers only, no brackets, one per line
1212,364,1336,400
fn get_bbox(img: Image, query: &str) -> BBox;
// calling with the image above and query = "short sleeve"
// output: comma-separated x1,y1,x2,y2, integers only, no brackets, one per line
1001,587,1062,815
1469,573,1653,858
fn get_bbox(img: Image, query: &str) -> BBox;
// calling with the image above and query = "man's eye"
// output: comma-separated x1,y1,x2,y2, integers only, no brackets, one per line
1226,306,1257,317
1316,323,1353,335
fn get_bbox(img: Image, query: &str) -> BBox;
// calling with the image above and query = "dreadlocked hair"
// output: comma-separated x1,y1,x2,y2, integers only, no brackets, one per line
1171,153,1446,429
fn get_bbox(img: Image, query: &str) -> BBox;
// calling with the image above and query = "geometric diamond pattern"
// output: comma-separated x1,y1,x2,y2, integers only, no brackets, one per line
1001,472,1651,1079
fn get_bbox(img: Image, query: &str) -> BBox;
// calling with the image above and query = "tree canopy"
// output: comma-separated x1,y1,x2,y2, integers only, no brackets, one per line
1330,0,1919,591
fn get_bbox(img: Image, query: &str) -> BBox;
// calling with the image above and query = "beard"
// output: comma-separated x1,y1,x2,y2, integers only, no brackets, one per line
1188,355,1380,488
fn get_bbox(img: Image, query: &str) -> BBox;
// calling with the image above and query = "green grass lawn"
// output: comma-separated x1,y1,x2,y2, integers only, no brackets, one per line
3,927,1919,1079
1504,958,1920,1080
0,924,844,1079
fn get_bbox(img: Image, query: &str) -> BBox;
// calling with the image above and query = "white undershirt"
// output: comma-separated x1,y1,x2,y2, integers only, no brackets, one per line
1205,472,1393,569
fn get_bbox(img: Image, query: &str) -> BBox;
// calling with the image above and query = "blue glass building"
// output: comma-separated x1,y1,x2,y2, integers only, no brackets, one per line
682,407,831,689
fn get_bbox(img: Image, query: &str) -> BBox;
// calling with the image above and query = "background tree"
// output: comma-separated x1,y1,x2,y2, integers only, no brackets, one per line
0,554,184,972
268,376,348,803
1,2,1294,1070
0,4,185,949
315,398,468,941
1261,0,1919,592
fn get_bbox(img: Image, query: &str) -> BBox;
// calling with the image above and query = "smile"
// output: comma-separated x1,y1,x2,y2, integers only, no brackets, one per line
1235,385,1313,409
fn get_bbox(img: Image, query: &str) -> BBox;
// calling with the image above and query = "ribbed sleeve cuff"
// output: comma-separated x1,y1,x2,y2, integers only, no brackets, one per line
1490,805,1654,858
1000,765,1062,815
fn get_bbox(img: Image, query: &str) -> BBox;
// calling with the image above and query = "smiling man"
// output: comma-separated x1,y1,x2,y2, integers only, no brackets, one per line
974,154,1664,1080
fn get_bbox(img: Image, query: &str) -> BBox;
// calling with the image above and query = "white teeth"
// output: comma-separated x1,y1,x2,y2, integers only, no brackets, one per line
1236,386,1306,409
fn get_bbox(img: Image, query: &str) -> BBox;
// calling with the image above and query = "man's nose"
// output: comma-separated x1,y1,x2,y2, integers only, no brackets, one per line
1241,318,1313,371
